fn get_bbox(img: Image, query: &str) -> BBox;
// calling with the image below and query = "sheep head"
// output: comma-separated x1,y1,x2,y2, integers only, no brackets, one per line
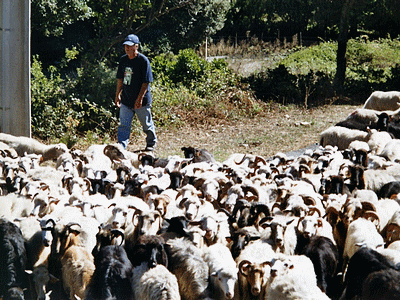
239,260,272,296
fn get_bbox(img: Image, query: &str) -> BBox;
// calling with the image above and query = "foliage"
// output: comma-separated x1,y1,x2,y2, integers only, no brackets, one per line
246,38,400,106
31,0,92,36
31,54,118,145
146,0,231,52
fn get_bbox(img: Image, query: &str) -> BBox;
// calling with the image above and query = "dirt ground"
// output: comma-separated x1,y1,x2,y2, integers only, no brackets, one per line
126,103,360,162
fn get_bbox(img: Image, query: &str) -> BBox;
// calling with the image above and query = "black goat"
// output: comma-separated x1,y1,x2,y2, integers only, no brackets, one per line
340,247,399,300
92,225,125,258
229,226,261,259
128,234,168,268
296,235,339,298
86,245,134,300
0,218,27,300
231,199,270,228
181,146,216,163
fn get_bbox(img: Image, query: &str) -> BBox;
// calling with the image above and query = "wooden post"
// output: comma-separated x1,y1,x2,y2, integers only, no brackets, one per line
0,0,31,136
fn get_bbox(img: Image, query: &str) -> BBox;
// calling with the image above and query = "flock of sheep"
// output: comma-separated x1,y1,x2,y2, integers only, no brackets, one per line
2,90,400,300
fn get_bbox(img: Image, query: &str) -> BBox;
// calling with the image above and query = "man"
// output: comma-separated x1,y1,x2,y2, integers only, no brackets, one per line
115,34,157,151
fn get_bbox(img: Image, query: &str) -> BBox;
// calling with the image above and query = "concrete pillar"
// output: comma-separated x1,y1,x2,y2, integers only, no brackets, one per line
0,0,31,137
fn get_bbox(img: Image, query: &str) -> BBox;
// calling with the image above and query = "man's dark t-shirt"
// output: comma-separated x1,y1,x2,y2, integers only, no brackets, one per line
116,53,153,108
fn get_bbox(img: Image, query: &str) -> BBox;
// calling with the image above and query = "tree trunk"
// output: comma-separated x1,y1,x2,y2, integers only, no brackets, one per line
334,0,357,94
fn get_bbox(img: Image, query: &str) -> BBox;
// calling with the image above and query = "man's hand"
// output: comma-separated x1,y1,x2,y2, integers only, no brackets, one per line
114,94,121,108
134,97,143,109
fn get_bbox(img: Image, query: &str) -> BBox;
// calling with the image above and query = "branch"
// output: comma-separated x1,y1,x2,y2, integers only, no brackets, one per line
99,0,195,61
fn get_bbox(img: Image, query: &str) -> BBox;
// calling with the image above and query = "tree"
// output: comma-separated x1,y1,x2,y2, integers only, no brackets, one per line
31,0,93,36
333,0,357,92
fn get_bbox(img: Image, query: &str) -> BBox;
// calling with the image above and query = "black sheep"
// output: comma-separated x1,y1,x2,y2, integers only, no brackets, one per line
86,245,134,300
0,218,27,300
340,247,399,300
297,235,339,298
128,234,168,268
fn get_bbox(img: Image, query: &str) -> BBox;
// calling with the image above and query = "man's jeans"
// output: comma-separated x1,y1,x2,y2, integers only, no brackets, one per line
117,103,157,149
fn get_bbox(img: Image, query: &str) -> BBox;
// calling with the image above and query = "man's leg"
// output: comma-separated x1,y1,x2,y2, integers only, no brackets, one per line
135,106,157,150
117,103,135,149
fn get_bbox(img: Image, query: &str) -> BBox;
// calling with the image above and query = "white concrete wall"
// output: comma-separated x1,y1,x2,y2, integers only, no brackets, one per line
0,0,31,137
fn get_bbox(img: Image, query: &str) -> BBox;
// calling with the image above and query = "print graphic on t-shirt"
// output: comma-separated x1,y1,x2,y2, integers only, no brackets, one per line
124,67,133,85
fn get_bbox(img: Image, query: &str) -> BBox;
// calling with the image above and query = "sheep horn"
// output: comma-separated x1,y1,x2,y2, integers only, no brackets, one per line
110,229,125,246
239,260,252,276
235,154,248,165
308,207,322,217
253,203,271,218
302,195,316,206
361,201,376,212
362,211,380,228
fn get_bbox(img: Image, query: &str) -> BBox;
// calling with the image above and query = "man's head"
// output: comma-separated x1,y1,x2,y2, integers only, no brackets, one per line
124,34,140,58
123,34,140,46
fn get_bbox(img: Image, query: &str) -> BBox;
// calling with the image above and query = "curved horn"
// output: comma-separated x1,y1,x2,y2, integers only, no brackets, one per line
235,154,248,166
361,201,376,212
239,260,252,276
308,206,322,217
362,211,380,228
45,218,56,228
110,229,125,246
253,203,271,218
302,195,316,206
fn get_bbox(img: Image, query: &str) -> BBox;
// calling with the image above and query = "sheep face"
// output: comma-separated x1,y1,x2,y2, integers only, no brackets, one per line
179,197,202,221
136,211,162,236
297,216,323,239
30,266,57,300
131,235,168,268
270,258,294,278
108,204,130,229
385,223,400,244
239,260,271,296
6,287,25,300
211,269,238,300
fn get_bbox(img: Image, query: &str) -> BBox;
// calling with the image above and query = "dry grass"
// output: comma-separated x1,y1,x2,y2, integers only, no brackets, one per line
126,103,359,162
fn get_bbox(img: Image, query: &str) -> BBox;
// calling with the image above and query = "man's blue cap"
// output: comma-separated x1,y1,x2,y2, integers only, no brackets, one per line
123,34,140,46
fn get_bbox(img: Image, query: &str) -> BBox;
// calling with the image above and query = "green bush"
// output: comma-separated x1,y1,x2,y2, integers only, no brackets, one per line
31,54,119,145
247,38,400,106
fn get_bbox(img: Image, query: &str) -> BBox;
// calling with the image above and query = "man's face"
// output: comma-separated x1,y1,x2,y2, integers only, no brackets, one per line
125,44,138,58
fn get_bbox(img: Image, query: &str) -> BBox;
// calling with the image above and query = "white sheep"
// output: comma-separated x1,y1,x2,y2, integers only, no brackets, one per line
131,262,180,300
202,243,238,300
235,240,276,300
342,218,385,273
265,254,331,300
362,91,400,111
0,133,68,161
379,139,400,162
166,237,211,300
319,126,387,151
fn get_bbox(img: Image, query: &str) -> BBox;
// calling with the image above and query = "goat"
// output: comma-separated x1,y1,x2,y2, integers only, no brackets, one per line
128,234,168,269
0,218,28,300
59,223,95,300
85,245,134,300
